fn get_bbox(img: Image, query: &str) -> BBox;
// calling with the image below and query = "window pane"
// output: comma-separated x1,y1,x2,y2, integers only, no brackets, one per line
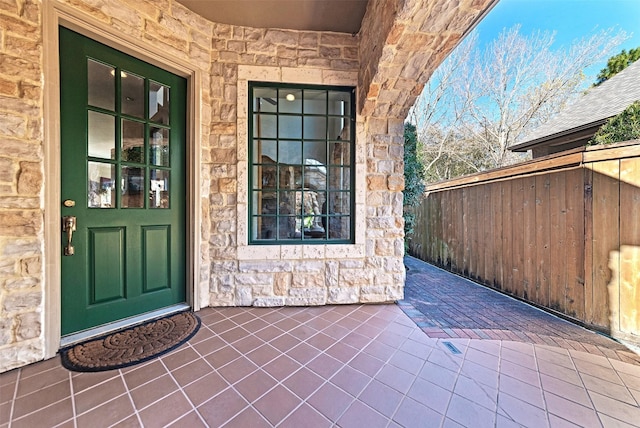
303,116,327,139
88,111,115,159
304,162,326,190
328,192,351,215
254,114,276,138
329,117,350,140
304,90,326,114
121,72,144,118
279,141,302,165
122,166,144,208
150,127,169,166
150,169,169,208
253,165,278,190
87,59,115,111
253,88,278,113
88,162,115,208
329,142,350,165
279,89,302,113
327,216,350,239
303,141,327,165
149,81,170,125
277,191,297,240
328,91,351,115
279,116,302,139
253,140,277,163
254,190,278,240
328,167,350,191
121,119,144,163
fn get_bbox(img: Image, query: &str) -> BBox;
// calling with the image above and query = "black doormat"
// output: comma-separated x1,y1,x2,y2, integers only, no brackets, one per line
60,311,200,372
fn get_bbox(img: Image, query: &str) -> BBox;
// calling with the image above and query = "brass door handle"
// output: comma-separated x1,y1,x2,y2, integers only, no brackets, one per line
62,216,76,256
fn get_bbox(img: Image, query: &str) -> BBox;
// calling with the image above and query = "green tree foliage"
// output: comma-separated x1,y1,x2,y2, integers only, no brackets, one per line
403,123,425,239
594,47,640,86
589,101,640,145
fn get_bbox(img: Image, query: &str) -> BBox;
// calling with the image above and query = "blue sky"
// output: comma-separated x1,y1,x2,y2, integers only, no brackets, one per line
474,0,640,78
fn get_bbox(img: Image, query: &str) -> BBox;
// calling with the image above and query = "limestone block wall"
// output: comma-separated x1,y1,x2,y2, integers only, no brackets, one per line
0,0,47,372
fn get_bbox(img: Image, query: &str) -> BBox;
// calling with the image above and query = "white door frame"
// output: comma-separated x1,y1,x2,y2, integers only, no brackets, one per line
43,0,202,358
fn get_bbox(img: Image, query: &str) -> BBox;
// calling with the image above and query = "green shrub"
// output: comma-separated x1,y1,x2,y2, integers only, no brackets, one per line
589,101,640,146
403,123,425,241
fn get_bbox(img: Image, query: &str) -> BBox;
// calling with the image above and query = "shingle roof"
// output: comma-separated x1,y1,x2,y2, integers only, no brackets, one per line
510,59,640,151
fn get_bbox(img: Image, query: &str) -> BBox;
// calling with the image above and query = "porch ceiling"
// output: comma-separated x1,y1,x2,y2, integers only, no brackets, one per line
175,0,369,34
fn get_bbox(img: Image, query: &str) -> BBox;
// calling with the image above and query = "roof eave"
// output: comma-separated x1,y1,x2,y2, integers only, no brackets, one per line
509,118,610,152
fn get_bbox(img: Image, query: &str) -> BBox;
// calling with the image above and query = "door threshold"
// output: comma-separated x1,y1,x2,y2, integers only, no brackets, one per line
60,303,191,348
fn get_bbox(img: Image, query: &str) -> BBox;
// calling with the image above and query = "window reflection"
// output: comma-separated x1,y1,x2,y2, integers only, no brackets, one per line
87,59,115,111
121,120,144,163
150,169,169,208
88,161,115,208
149,81,170,125
249,83,354,243
121,166,144,208
121,72,144,118
88,111,115,159
150,127,169,166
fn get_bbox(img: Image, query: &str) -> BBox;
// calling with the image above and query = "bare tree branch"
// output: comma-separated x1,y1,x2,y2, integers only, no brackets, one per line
408,25,628,182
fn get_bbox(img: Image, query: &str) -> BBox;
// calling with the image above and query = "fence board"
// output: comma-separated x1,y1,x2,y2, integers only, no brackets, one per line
467,187,482,279
619,157,640,335
444,190,454,268
590,160,620,330
522,176,536,301
502,180,514,294
535,175,551,305
462,187,471,276
565,169,585,320
511,178,525,298
483,184,493,285
456,188,465,273
549,171,567,313
490,183,501,289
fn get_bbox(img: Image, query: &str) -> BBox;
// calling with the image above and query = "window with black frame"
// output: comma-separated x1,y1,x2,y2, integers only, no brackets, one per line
249,82,355,244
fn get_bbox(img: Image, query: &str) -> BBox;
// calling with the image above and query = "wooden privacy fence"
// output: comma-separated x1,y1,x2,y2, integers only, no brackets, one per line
407,140,640,344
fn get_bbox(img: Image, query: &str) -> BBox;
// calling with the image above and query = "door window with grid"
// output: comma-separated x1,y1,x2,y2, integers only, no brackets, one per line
249,82,355,244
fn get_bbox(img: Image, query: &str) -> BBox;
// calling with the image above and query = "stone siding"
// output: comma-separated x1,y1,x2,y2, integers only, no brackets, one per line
0,0,46,372
0,0,495,372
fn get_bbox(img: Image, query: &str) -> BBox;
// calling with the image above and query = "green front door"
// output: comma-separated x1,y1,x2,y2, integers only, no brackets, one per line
59,27,187,336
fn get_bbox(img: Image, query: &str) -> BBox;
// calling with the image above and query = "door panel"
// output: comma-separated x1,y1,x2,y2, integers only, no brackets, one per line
89,227,125,304
59,27,187,335
142,226,171,292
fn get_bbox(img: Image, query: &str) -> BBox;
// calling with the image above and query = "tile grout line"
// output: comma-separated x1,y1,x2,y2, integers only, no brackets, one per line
7,367,20,428
494,340,522,426
437,338,494,427
277,306,406,426
534,343,577,427
193,308,321,426
157,352,212,427
8,384,77,424
68,370,77,428
271,306,387,426
118,368,144,427
185,330,281,427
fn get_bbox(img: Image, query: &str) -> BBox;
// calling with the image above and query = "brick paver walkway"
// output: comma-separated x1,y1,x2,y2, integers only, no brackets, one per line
400,256,640,365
